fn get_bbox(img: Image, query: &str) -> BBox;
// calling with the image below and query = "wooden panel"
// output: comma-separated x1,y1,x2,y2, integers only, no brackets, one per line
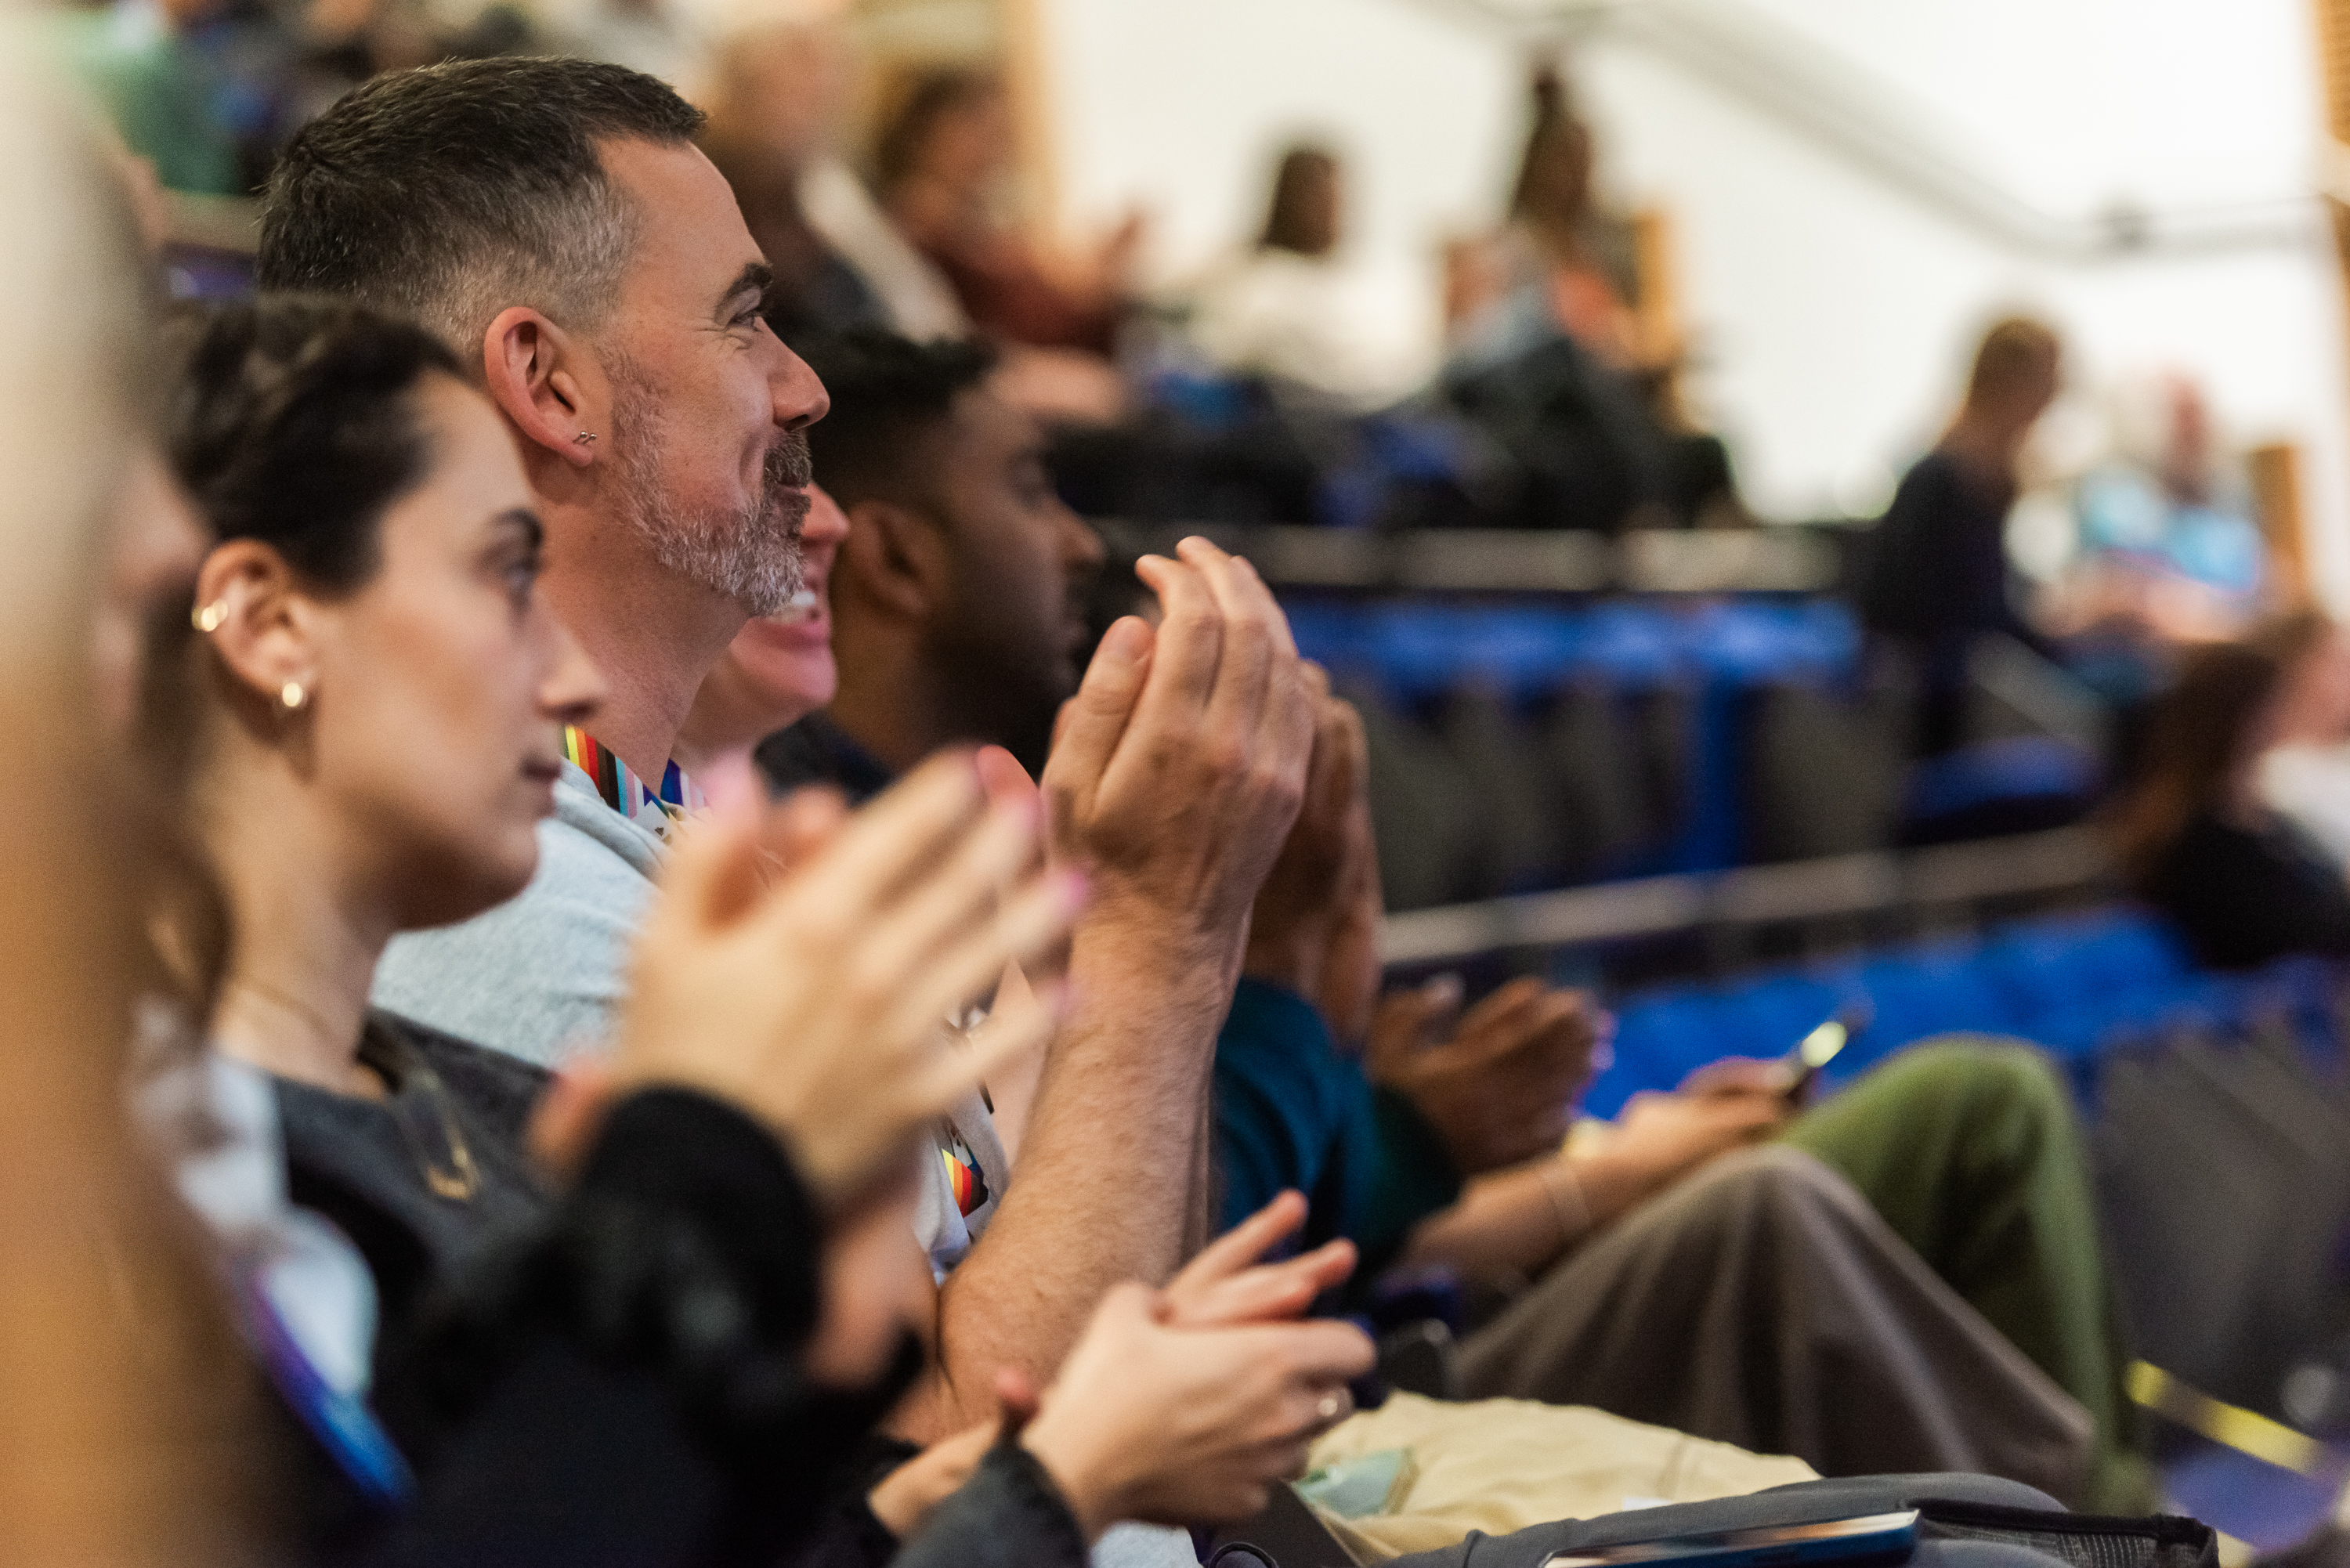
2248,440,2312,609
2316,0,2350,140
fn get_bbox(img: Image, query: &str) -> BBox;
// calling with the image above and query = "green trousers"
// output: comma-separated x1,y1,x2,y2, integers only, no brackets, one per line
1781,1038,2155,1512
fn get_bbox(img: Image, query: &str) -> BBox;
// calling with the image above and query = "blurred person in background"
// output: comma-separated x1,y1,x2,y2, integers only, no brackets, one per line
52,0,284,195
52,0,517,200
562,0,707,94
1470,67,1667,385
699,13,886,342
1436,67,1739,530
2257,618,2350,873
1183,142,1430,410
698,8,969,345
2071,375,2266,634
2114,611,2350,969
0,42,260,1566
1861,316,2064,756
2032,373,2269,733
874,66,1133,358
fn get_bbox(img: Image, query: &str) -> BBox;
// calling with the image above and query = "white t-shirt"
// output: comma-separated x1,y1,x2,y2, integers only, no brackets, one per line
2261,743,2350,870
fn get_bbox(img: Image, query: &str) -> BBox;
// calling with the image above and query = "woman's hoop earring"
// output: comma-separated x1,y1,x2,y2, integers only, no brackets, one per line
280,680,309,712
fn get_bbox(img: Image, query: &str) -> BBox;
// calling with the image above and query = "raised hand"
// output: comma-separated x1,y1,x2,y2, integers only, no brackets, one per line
1162,1190,1358,1330
614,750,1086,1212
1019,1281,1374,1537
1043,537,1315,974
1597,1081,1791,1197
1367,977,1612,1176
1244,670,1370,1000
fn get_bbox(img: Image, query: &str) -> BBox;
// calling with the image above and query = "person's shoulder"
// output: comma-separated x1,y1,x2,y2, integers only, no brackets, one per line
548,762,667,880
373,1010,551,1106
755,714,892,805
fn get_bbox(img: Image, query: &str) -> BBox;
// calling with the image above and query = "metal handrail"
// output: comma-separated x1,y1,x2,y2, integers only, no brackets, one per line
1406,0,2319,260
1092,520,1846,594
1379,825,2113,964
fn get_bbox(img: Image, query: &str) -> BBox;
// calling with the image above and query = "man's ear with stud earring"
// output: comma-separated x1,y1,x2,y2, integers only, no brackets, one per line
573,431,597,446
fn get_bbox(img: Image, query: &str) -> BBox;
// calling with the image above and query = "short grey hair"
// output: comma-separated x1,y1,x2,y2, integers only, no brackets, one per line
256,57,707,352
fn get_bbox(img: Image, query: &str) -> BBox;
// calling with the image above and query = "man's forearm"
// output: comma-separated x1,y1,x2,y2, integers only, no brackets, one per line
888,923,1235,1442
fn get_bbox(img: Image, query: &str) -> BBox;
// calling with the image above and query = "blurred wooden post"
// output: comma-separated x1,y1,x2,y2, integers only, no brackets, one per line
2248,441,2313,609
1631,204,1688,427
1630,205,1681,359
998,0,1062,250
2312,0,2350,539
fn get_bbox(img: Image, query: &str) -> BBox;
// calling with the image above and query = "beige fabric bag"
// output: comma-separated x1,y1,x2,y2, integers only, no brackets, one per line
1305,1393,1817,1561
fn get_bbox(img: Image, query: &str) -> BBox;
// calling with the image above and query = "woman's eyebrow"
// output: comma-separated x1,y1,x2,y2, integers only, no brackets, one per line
491,507,544,550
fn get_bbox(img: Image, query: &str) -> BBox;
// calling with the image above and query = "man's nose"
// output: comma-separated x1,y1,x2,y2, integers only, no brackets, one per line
772,342,830,432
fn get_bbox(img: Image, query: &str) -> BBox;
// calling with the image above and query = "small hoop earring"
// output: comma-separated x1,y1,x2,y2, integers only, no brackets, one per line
192,600,227,633
280,680,308,712
573,431,598,446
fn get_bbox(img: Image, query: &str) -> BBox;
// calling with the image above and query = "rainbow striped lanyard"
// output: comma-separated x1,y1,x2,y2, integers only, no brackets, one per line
562,726,704,836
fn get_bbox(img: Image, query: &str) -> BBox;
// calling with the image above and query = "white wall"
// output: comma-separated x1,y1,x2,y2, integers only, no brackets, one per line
1037,0,2350,602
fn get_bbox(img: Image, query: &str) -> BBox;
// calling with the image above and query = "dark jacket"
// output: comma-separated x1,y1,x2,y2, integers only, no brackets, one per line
261,1013,1086,1568
2142,812,2350,970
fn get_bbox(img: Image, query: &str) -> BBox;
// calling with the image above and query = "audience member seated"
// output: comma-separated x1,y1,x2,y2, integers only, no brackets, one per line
1458,67,1664,387
261,60,1337,1568
1434,68,1740,530
2062,374,2266,641
672,483,851,775
561,0,707,93
1860,317,2064,756
2116,612,2350,968
55,0,290,196
698,16,926,345
761,332,1104,786
1184,143,1429,410
2031,374,2270,732
874,67,1132,357
1231,703,2153,1512
757,329,2149,1516
2258,621,2350,872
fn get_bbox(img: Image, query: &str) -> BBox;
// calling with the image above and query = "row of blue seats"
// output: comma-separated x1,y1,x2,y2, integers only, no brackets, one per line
1579,907,2337,1119
1283,597,1860,703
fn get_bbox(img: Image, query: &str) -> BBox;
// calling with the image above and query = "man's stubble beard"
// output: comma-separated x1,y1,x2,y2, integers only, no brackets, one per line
606,363,812,616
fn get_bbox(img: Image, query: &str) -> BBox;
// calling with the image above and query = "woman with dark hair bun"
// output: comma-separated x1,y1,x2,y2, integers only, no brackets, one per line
2113,611,2350,967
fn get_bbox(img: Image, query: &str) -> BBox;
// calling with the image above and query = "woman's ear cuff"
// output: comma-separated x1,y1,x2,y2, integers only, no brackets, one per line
193,599,227,633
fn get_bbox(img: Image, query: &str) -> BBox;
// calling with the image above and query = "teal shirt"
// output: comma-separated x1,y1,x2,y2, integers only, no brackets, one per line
52,4,244,196
1213,977,1462,1281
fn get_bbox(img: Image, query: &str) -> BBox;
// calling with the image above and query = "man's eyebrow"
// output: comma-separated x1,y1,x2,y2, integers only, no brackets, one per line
714,262,775,318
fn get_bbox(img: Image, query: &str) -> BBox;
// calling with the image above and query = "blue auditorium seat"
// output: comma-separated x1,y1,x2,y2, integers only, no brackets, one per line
1577,906,2247,1119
